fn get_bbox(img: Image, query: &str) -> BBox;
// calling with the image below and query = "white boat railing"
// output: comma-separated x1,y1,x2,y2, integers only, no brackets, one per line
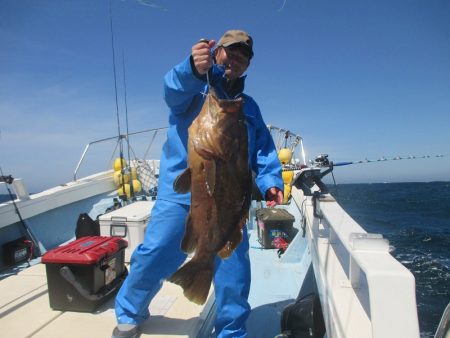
291,186,420,338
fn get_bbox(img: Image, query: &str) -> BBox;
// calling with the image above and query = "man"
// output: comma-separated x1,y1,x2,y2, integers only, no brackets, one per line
112,29,283,338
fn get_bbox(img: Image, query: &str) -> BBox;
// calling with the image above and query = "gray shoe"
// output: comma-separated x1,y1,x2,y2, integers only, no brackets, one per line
111,324,139,338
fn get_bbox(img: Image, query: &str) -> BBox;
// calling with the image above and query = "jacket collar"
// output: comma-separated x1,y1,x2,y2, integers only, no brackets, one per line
220,75,246,99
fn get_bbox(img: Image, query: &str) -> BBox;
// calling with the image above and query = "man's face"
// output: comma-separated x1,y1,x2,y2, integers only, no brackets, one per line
215,45,251,80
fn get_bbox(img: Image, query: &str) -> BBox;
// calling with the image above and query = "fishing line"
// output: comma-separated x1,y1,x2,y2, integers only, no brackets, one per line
197,38,214,114
330,170,339,199
277,0,288,12
205,65,211,91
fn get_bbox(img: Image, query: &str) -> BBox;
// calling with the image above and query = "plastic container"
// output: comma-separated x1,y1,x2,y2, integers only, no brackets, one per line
41,236,127,312
99,200,154,262
256,208,295,249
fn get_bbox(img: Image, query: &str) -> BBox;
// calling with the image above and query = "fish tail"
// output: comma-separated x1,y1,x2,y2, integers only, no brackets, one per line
168,259,213,305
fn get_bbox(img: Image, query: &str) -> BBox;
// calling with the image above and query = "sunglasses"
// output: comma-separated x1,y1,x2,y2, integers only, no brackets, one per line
224,45,253,60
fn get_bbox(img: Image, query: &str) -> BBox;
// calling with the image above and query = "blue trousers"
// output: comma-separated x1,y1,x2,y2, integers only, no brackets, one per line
115,199,251,338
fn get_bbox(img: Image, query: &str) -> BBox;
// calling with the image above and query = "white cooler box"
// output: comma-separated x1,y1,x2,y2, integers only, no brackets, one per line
99,200,155,262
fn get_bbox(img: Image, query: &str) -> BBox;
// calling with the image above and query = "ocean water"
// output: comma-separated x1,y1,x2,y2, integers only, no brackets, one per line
328,182,450,338
1,182,449,337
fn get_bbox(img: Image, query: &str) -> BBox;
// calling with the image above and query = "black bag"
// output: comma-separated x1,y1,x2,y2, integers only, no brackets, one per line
2,237,32,266
75,213,100,239
279,293,326,338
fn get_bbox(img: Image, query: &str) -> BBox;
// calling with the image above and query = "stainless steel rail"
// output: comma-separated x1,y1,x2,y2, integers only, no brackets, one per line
267,125,306,165
73,127,167,181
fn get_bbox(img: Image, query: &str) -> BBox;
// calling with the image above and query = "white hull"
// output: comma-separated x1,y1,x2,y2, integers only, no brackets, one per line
0,171,115,230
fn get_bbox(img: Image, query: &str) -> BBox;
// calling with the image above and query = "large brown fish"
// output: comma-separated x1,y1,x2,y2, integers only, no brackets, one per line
168,90,252,305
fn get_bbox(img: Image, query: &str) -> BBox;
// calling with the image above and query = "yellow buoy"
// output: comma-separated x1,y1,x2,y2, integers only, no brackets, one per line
282,170,294,184
132,179,142,193
278,148,293,165
283,184,292,204
113,171,130,186
113,157,127,171
117,183,131,198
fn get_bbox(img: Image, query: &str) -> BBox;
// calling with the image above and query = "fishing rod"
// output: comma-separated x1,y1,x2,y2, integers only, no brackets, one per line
289,150,449,201
109,0,127,199
0,167,42,258
122,51,135,200
325,153,447,167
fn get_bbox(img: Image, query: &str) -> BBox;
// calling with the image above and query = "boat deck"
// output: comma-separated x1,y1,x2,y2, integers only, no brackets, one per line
0,226,310,338
0,262,214,338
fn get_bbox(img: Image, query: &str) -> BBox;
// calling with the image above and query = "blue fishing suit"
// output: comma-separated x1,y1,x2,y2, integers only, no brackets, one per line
115,55,283,337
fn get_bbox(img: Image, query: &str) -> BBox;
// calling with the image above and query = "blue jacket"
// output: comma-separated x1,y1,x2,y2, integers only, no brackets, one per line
157,56,283,205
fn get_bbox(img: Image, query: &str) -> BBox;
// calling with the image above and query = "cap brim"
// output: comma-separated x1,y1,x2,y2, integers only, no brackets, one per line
221,41,249,48
220,41,253,58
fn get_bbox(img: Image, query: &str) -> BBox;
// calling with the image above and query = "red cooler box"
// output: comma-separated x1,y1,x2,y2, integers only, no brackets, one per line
41,236,128,312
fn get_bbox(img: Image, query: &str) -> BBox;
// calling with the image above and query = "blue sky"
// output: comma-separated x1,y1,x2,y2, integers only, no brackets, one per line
1,0,449,193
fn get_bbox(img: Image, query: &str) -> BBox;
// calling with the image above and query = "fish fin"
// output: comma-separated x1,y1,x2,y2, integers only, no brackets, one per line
218,227,242,259
168,259,213,305
203,160,216,196
181,213,196,253
238,214,248,229
173,168,191,193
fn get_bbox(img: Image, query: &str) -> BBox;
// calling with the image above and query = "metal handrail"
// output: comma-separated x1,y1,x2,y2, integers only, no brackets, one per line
73,125,302,180
73,127,167,181
267,125,306,165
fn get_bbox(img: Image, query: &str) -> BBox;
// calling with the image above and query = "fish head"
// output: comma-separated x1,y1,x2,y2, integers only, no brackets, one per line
191,90,247,161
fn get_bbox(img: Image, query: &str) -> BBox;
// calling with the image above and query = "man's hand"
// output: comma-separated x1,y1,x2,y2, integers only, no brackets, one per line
265,187,283,207
192,39,215,75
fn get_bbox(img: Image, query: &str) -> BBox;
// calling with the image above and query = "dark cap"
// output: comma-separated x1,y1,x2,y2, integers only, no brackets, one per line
217,30,254,58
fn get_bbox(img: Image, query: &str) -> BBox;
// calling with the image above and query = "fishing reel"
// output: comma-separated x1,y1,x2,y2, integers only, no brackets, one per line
0,175,14,184
313,154,330,167
292,155,334,196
